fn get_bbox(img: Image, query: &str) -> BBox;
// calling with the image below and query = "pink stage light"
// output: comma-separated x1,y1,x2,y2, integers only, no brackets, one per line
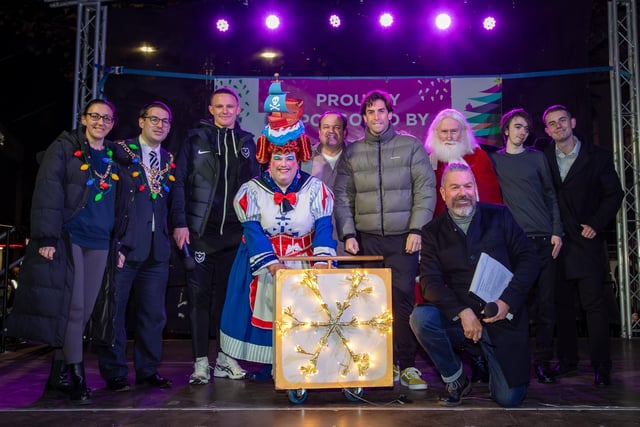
379,13,394,28
215,19,229,33
435,13,452,30
483,16,497,31
265,14,281,30
329,14,341,28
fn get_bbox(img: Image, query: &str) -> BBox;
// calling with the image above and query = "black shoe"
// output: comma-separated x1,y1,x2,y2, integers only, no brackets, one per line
594,364,611,386
534,363,556,384
438,375,471,407
68,362,92,405
43,358,71,399
107,376,131,392
136,373,172,388
552,363,578,378
470,354,490,384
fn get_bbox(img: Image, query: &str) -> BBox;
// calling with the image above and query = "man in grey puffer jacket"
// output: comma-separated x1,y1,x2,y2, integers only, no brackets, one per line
333,90,436,390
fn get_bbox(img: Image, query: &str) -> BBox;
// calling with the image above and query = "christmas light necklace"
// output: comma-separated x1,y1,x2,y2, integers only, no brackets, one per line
73,142,118,202
116,140,176,199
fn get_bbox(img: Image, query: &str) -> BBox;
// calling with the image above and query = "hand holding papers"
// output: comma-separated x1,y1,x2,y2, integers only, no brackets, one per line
469,253,514,320
469,252,512,302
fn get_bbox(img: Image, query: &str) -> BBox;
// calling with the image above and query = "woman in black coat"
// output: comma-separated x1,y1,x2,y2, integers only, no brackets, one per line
7,99,118,404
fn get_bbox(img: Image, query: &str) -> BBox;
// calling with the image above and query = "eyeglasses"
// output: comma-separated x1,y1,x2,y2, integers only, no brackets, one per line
143,116,171,126
86,112,114,125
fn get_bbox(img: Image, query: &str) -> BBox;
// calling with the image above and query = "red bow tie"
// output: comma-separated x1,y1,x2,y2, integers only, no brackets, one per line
274,192,297,206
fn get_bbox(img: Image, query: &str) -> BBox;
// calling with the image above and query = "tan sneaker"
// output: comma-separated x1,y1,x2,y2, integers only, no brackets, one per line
400,367,428,390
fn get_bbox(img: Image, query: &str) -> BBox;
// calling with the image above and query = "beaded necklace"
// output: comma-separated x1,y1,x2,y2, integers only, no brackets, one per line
116,140,176,199
73,141,118,202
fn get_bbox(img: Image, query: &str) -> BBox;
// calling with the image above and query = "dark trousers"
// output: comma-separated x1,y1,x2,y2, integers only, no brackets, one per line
555,265,611,367
98,257,169,380
359,232,419,370
527,236,557,364
187,230,242,359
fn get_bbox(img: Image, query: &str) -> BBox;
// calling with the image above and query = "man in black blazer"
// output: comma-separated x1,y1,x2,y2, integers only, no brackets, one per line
98,101,176,391
542,104,623,386
410,163,539,407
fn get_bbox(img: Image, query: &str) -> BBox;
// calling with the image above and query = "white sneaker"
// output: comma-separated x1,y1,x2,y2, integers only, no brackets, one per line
189,356,211,385
213,352,247,379
400,367,428,390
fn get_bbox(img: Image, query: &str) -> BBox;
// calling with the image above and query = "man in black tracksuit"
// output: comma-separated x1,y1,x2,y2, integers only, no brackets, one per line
171,87,260,384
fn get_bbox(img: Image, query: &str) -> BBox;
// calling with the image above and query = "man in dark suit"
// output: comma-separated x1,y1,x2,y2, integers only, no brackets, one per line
410,162,539,407
541,104,623,386
98,101,176,391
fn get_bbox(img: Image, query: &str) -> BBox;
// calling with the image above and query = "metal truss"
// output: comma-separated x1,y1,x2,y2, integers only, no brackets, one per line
609,0,640,338
46,0,111,128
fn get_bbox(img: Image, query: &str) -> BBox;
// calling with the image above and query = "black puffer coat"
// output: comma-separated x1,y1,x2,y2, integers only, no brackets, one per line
4,128,115,346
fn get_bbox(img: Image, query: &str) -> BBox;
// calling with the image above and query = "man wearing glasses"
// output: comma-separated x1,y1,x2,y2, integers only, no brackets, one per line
98,101,176,391
541,104,623,386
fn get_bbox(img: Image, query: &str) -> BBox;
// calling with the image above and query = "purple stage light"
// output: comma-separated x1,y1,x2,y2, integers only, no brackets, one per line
379,13,394,28
435,13,452,30
216,18,229,32
265,14,280,30
329,14,341,28
483,16,496,31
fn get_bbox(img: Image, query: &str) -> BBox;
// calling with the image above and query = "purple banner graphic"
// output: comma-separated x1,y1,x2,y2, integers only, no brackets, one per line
259,78,454,145
256,77,502,146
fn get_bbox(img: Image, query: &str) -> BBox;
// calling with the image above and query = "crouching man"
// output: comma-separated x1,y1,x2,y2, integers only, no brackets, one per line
410,162,539,407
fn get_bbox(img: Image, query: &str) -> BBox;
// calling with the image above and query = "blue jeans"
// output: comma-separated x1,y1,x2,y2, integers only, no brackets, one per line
99,258,169,380
410,304,527,407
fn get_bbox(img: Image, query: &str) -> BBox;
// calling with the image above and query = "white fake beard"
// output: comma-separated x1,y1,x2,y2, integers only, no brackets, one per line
431,140,470,163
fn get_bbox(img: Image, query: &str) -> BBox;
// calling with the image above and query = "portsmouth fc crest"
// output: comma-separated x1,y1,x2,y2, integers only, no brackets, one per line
194,251,206,264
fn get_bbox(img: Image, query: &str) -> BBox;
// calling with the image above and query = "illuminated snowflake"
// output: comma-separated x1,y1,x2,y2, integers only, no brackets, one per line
275,270,393,378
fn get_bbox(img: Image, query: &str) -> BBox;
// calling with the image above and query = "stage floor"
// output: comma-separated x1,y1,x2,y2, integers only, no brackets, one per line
1,338,639,426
